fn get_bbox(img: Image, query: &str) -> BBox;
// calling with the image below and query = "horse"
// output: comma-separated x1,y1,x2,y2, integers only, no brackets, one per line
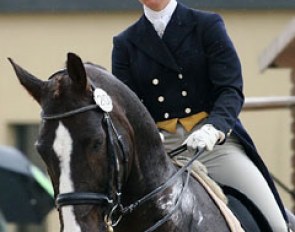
9,53,242,232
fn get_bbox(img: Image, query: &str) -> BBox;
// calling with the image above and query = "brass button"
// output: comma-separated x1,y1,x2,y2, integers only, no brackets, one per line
158,96,165,102
152,79,159,85
185,108,191,114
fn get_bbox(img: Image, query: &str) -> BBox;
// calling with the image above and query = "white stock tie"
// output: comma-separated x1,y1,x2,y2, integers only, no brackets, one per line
153,19,166,38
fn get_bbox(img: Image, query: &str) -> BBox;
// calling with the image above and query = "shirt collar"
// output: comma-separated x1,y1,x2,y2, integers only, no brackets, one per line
143,0,177,24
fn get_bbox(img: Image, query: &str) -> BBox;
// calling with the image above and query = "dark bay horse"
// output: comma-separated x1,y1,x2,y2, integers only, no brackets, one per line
9,53,234,232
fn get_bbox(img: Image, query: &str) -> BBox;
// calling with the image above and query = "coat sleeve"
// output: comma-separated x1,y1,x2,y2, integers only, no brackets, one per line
112,36,139,94
202,13,244,136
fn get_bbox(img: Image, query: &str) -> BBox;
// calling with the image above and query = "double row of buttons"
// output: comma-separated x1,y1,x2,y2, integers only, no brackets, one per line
152,73,183,86
152,73,192,119
157,90,187,103
163,108,192,119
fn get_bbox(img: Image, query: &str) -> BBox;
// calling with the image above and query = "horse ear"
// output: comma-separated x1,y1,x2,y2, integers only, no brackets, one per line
66,53,87,92
8,58,44,104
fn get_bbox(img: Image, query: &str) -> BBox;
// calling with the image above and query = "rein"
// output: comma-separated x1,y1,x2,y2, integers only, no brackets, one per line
120,147,204,215
120,147,204,232
41,80,205,231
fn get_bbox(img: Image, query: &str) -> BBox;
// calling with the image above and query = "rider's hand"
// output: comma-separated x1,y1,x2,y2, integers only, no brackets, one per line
183,124,225,151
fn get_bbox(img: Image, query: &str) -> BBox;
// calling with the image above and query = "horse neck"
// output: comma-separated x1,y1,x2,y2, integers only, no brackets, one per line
88,73,177,198
124,106,176,200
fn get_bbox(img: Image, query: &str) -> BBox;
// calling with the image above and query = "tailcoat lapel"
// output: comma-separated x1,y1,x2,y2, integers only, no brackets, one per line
127,3,198,72
128,16,180,72
162,4,198,53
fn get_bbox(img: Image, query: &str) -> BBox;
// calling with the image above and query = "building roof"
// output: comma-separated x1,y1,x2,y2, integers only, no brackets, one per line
1,0,295,13
259,18,295,71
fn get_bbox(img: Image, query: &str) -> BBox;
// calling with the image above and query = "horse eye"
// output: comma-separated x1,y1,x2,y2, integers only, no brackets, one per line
91,138,102,150
82,137,102,151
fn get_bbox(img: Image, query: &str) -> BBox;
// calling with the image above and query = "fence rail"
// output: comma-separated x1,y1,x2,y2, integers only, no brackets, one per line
243,96,295,110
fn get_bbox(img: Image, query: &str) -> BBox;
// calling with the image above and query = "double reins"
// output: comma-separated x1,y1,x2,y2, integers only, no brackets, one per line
119,146,204,232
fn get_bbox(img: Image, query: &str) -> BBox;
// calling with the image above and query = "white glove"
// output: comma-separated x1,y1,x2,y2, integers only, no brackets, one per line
183,124,225,151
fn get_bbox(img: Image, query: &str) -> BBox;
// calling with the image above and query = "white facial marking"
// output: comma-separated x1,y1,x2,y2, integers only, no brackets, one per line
53,122,81,232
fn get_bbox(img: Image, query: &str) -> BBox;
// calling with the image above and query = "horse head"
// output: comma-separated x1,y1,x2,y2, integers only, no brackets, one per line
9,53,173,232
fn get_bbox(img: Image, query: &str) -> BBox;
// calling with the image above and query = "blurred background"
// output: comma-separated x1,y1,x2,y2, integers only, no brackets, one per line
0,0,294,231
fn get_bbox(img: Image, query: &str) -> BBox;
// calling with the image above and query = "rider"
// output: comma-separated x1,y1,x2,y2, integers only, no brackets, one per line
111,0,290,231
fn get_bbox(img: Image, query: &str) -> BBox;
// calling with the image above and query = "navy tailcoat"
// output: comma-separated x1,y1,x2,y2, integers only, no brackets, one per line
112,3,287,220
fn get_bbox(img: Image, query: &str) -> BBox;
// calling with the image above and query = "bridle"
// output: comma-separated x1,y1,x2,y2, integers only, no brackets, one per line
42,103,128,229
42,74,129,229
41,77,204,232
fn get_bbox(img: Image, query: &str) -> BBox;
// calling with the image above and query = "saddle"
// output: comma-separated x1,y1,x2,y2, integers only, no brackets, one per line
173,157,272,232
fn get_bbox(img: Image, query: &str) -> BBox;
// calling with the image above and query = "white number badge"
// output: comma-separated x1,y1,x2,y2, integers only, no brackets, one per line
93,88,113,112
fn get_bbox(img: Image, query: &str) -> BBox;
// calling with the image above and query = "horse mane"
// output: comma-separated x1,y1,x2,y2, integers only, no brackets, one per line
85,62,107,70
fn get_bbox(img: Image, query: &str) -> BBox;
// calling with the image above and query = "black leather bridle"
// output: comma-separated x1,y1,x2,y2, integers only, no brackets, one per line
42,104,130,230
41,79,204,232
43,107,125,194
